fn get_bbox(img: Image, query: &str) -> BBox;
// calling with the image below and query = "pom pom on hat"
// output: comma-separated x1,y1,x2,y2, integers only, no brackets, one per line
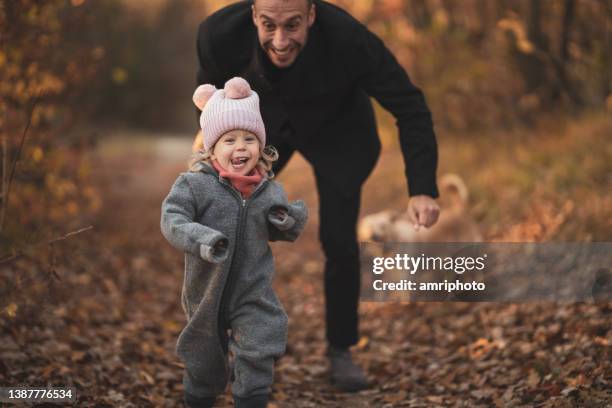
193,84,217,110
224,77,251,99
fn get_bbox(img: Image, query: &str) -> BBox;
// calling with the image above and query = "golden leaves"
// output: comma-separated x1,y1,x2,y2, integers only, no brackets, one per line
4,302,18,318
112,67,128,85
91,47,105,60
356,335,370,350
31,146,43,162
497,18,535,54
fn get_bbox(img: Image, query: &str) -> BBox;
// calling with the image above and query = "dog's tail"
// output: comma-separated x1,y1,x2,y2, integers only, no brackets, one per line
439,173,469,210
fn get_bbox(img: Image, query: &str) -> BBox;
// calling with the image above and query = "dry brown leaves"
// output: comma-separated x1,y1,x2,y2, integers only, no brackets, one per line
0,135,610,407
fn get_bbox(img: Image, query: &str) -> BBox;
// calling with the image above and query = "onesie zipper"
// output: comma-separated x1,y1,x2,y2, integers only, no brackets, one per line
217,178,269,353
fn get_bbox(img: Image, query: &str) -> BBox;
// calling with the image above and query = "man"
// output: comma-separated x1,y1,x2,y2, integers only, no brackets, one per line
193,0,440,394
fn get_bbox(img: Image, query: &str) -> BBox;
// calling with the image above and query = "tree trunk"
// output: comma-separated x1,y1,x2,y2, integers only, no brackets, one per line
408,0,432,29
516,0,549,103
553,0,582,105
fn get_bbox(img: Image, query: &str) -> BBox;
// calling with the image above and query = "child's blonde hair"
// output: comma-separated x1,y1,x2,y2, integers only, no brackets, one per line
189,145,279,178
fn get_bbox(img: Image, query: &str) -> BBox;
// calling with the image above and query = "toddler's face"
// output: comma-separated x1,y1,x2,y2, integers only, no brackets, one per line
212,130,261,175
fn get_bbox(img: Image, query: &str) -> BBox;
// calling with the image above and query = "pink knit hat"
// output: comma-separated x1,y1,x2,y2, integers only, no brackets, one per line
192,77,266,151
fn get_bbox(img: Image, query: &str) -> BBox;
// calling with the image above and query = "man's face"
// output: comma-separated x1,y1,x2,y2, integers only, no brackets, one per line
252,0,315,68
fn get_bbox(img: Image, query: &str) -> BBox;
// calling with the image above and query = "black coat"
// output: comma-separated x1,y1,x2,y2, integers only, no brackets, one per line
196,0,439,198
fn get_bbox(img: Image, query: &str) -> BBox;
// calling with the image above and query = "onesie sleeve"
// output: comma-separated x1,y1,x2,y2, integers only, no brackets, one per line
161,174,229,263
267,183,308,242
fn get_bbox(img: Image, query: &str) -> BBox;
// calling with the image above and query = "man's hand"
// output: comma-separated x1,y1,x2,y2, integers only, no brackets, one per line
407,195,439,230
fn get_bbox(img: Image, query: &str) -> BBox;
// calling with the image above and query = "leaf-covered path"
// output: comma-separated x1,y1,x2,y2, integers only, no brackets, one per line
1,130,610,407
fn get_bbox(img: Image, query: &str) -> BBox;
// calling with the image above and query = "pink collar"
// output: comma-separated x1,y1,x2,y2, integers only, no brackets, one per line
212,160,264,198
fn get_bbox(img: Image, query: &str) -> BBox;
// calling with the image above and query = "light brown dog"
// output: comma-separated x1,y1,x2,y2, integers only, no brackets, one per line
358,173,482,243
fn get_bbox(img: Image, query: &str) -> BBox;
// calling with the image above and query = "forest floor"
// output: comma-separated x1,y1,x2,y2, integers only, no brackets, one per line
1,114,611,407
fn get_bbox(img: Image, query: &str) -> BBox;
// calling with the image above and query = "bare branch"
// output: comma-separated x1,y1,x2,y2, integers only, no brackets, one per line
48,225,94,245
0,225,94,264
0,95,40,232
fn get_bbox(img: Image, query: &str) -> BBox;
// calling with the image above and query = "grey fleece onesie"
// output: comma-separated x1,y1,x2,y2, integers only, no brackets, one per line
160,164,308,399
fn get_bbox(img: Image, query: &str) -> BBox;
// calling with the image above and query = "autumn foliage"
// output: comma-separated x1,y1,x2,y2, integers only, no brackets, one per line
1,1,102,250
0,1,610,406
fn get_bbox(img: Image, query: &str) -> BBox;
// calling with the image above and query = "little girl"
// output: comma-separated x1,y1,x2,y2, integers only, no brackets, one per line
161,77,307,408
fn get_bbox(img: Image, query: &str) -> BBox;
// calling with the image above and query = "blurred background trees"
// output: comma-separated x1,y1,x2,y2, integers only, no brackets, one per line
6,0,608,134
4,0,610,133
1,0,101,251
342,0,612,130
83,0,611,132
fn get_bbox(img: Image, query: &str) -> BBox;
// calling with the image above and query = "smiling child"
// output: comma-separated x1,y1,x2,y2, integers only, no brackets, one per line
161,77,308,408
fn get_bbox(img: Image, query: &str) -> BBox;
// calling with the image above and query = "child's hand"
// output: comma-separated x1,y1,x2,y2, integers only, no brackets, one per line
200,237,229,263
213,238,229,256
269,206,288,221
267,200,307,241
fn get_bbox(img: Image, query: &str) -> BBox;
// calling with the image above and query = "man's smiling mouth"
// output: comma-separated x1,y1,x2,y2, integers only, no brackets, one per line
272,48,292,56
268,45,296,58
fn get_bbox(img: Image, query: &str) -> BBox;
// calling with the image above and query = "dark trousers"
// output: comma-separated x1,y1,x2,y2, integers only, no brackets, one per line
273,141,361,348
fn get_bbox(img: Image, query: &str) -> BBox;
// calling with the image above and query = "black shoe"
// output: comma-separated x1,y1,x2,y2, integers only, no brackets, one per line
233,393,269,408
327,345,369,392
184,391,216,408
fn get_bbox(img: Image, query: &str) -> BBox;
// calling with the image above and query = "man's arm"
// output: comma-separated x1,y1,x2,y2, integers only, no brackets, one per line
351,27,439,228
352,27,439,200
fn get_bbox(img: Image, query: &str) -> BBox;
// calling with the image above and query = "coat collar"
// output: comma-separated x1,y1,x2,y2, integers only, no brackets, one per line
191,161,271,191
